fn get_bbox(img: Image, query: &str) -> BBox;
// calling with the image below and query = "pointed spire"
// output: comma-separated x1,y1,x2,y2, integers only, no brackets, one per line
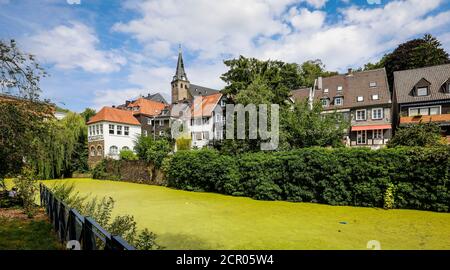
173,45,188,82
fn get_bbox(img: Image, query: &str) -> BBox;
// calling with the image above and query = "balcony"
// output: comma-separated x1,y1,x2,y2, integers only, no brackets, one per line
400,114,450,125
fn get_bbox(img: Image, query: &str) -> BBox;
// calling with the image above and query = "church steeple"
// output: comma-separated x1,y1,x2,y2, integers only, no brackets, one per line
173,45,188,82
171,45,190,104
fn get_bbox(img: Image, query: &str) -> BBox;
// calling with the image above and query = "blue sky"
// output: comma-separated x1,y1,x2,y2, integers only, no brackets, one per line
1,0,450,112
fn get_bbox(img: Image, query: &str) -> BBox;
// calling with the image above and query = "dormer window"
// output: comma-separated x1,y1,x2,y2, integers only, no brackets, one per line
443,78,450,94
372,94,379,100
334,97,343,106
413,78,431,97
321,98,329,107
324,88,329,93
337,86,343,91
357,96,364,102
369,82,377,88
417,87,428,96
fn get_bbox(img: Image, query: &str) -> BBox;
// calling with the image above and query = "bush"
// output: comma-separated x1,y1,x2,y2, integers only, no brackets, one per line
165,147,450,212
13,166,38,217
134,136,171,168
120,150,138,161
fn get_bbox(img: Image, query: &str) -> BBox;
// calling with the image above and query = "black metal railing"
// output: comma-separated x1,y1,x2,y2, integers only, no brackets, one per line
40,183,135,250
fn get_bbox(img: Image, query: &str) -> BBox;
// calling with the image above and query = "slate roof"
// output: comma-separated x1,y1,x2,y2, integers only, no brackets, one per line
394,63,450,104
145,93,168,104
87,107,140,125
188,84,220,97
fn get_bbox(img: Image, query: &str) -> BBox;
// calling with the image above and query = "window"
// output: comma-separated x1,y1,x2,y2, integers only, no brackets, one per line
447,82,450,93
372,94,379,100
122,146,129,151
159,130,165,136
321,99,329,107
221,99,226,107
194,132,202,140
409,106,440,116
203,118,209,125
100,125,103,135
90,147,96,157
117,125,122,135
373,129,383,140
195,118,202,125
97,146,103,156
147,118,153,125
109,146,118,155
369,82,377,88
356,109,366,121
357,130,367,144
124,126,129,136
202,131,209,140
357,96,364,102
89,126,92,136
417,87,428,96
372,108,383,120
159,120,164,126
324,88,329,93
430,107,440,115
335,97,343,106
337,86,343,91
109,124,114,134
96,125,99,135
144,130,148,136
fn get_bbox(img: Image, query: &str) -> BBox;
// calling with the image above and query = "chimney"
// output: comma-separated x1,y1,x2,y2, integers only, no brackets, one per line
317,77,323,90
347,68,353,75
125,100,131,106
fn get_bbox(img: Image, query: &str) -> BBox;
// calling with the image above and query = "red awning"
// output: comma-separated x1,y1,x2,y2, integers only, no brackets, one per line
352,124,392,131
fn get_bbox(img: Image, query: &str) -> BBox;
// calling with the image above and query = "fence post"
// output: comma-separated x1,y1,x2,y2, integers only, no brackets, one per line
53,198,59,232
59,203,67,242
67,210,77,241
83,217,96,250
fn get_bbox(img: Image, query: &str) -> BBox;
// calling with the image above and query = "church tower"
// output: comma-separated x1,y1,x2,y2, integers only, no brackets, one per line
171,46,190,104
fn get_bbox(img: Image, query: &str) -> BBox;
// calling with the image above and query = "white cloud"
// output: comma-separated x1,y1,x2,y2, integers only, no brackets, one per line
288,7,326,31
92,88,147,110
26,21,126,73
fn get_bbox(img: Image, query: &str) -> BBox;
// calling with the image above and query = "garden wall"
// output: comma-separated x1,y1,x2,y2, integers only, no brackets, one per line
92,159,166,186
166,147,450,212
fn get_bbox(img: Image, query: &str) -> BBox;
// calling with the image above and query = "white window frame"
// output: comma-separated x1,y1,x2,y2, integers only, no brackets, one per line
335,97,343,106
357,130,367,145
373,129,383,140
109,146,118,156
372,94,379,100
357,96,364,102
124,126,129,136
147,118,153,125
159,120,164,126
117,125,122,135
372,108,383,120
369,82,377,88
337,86,343,91
417,87,428,96
321,99,329,107
324,88,329,93
109,124,114,135
356,109,367,121
408,106,441,116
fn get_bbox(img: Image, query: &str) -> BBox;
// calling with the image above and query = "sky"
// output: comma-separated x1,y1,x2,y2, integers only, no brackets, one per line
1,0,450,112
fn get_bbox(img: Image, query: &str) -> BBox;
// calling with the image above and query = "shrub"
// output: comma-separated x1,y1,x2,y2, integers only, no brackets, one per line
134,136,171,168
120,150,138,161
165,146,450,212
13,166,38,218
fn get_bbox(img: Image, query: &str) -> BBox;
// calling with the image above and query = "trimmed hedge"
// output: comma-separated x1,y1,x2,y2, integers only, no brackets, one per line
166,147,450,212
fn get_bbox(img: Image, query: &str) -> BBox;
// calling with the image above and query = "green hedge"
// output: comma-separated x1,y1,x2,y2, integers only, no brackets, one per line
166,147,450,212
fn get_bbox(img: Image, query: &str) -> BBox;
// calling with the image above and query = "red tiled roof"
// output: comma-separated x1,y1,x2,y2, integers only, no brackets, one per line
87,107,140,125
192,93,222,117
127,98,166,116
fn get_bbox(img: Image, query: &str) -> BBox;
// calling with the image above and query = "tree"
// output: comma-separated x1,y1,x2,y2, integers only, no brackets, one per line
387,122,445,147
134,136,172,167
300,60,338,87
1,39,46,100
80,108,96,123
281,100,349,148
366,34,449,89
235,75,274,105
221,56,304,104
120,149,138,161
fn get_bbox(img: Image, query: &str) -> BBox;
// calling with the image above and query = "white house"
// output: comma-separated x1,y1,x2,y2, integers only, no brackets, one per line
87,107,141,166
186,93,225,148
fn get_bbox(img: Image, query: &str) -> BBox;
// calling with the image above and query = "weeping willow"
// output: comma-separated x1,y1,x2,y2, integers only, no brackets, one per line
31,112,87,179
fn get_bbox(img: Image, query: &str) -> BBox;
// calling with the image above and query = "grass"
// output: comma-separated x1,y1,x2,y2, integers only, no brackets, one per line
29,178,450,249
0,209,62,250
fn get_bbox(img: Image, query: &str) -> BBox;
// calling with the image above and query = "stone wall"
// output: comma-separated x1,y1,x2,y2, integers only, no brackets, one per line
99,159,166,186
